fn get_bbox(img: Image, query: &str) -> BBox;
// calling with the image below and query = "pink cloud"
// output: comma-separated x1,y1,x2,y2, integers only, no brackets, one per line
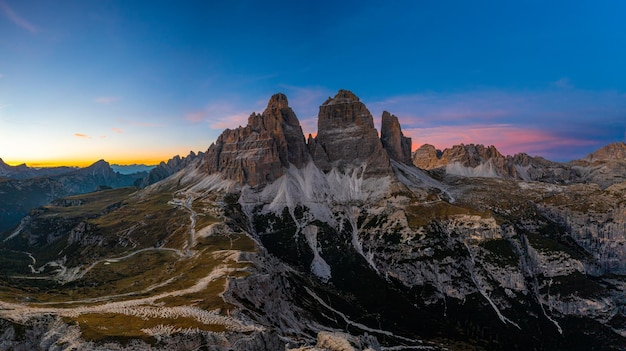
209,113,249,129
112,127,124,134
185,111,205,123
300,117,318,138
74,133,91,139
0,1,37,33
188,101,252,129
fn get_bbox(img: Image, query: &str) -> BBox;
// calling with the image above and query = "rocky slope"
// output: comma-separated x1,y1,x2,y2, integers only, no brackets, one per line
138,151,204,187
571,142,626,188
0,91,625,350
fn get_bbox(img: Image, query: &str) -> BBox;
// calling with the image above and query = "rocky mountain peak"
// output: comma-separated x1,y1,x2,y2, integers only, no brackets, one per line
203,93,309,187
264,92,290,112
322,89,360,106
380,111,413,165
313,90,391,176
84,159,112,172
412,144,443,169
584,142,626,162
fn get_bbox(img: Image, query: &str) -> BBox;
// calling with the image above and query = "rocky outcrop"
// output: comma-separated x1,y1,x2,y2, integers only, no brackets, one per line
203,93,309,187
570,142,626,188
312,90,391,176
380,111,412,165
139,151,204,187
413,143,579,183
413,144,504,169
582,142,626,162
411,144,442,169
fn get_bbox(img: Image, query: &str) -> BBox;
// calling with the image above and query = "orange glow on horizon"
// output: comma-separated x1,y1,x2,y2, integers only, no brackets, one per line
3,157,167,168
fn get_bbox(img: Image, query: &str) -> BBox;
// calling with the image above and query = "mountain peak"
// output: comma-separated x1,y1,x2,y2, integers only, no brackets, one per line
264,93,289,112
314,90,391,176
381,111,413,165
584,142,626,162
322,89,360,106
204,92,308,187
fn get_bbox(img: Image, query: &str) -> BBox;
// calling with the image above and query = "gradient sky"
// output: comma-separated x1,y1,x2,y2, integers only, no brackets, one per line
1,1,625,166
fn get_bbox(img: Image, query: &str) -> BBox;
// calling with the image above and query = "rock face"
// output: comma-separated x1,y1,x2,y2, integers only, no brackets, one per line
414,142,626,189
203,93,309,187
139,151,204,187
380,111,412,165
312,90,391,176
413,143,579,183
583,142,626,162
571,142,626,188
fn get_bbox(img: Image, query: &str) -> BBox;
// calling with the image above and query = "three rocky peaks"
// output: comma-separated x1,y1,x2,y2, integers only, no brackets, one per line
202,90,412,186
201,89,626,189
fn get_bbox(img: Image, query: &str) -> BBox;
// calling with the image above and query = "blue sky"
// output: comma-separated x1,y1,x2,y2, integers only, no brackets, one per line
1,0,625,165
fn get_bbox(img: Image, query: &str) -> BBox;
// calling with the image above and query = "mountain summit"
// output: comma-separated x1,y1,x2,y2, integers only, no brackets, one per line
202,92,309,187
202,90,403,187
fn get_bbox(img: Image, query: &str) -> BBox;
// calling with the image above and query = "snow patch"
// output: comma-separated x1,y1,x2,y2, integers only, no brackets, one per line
303,225,331,281
445,161,501,178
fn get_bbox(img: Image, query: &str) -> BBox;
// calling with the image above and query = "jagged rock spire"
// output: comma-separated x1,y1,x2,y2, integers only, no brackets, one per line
380,111,412,165
203,93,308,187
312,90,391,176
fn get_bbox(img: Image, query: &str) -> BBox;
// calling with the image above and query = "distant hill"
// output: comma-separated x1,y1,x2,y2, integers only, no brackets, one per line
110,163,156,175
0,158,76,179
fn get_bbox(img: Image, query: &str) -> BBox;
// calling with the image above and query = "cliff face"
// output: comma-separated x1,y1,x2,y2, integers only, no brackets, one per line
380,111,412,165
139,151,204,187
312,90,392,176
412,143,579,183
202,93,309,187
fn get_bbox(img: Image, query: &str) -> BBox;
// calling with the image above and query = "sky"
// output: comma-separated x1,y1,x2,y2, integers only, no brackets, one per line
1,0,625,166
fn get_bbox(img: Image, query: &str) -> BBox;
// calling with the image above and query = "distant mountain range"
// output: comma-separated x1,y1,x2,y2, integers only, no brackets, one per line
413,142,626,188
0,158,77,179
110,163,156,175
0,160,147,233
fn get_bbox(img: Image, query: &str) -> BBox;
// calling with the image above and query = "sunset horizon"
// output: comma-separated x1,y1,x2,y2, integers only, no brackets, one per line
2,1,625,166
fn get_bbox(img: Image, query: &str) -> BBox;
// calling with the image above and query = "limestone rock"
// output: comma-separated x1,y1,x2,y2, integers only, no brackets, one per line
312,90,391,176
412,144,442,169
139,151,204,187
413,143,579,183
583,142,626,162
203,93,309,187
380,111,412,165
